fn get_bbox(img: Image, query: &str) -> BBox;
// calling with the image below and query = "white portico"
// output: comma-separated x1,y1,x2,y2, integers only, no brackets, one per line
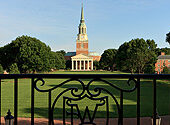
71,54,93,71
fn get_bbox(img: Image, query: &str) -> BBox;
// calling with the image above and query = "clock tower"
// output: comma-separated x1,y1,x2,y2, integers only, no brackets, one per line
64,3,101,71
76,4,88,55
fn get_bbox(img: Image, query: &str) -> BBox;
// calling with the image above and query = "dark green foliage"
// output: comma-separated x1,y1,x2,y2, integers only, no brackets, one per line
56,50,66,56
0,35,55,73
8,63,20,74
66,60,71,70
0,64,3,74
93,60,100,70
116,38,157,74
15,36,51,73
144,64,155,74
155,48,170,56
166,32,170,44
99,49,117,70
0,43,18,70
162,66,170,74
146,39,157,51
0,36,67,73
50,52,65,70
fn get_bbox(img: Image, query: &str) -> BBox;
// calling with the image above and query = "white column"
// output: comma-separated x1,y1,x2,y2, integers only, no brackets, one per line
72,60,74,70
76,60,78,70
87,60,89,70
84,60,85,70
80,60,82,70
91,59,93,70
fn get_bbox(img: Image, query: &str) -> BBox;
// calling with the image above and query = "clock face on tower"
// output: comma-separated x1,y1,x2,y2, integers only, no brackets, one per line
81,35,84,39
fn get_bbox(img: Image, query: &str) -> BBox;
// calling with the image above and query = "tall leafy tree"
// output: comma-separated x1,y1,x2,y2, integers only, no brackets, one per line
56,50,66,56
99,49,117,70
166,32,170,44
49,51,65,70
116,42,137,73
116,38,157,74
93,60,100,70
0,35,52,73
155,48,170,56
146,39,157,51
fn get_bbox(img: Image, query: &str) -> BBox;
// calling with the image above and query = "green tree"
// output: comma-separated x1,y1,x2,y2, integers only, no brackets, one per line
0,43,18,70
162,66,170,74
0,35,52,73
155,48,170,56
66,60,71,70
144,64,155,74
116,42,137,73
56,50,66,56
8,63,20,74
50,51,66,70
99,49,117,71
116,38,157,74
0,64,3,74
146,39,157,51
93,60,100,70
166,32,170,44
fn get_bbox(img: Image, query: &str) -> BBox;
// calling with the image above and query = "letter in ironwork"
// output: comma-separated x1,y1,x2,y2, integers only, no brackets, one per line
63,95,108,125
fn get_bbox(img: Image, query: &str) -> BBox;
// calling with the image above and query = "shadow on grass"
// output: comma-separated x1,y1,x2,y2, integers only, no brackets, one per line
23,106,114,118
23,104,147,119
23,104,139,118
20,79,170,124
46,79,170,117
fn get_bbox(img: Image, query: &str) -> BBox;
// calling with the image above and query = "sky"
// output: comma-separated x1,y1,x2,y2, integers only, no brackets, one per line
0,0,170,54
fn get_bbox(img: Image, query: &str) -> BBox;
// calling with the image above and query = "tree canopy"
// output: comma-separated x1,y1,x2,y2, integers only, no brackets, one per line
9,63,20,74
166,32,170,44
49,51,65,70
155,47,170,56
116,38,157,73
0,35,65,73
99,49,117,70
56,50,66,56
0,64,3,74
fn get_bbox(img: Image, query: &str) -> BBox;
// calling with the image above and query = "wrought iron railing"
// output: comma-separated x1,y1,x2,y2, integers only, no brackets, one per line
0,74,169,125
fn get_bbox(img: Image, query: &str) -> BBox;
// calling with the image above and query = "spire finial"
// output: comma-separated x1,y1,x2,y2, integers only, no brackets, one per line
81,1,84,22
82,0,83,7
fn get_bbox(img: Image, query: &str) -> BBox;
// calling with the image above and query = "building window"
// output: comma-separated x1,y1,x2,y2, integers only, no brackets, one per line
158,64,160,67
168,60,170,63
82,28,84,34
168,64,170,67
79,28,81,34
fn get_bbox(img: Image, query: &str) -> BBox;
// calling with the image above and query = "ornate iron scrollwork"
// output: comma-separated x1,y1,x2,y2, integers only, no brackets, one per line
33,77,138,125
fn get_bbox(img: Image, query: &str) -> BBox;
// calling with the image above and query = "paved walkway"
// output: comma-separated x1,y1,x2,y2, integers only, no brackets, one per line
1,116,170,125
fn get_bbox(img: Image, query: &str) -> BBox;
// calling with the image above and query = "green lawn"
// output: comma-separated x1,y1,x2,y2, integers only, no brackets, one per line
1,71,170,118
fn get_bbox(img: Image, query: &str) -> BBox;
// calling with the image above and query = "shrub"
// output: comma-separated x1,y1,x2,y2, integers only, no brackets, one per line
162,66,170,74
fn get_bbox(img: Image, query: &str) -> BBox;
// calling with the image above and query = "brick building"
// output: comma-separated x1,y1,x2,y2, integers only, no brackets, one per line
64,4,101,71
155,52,170,73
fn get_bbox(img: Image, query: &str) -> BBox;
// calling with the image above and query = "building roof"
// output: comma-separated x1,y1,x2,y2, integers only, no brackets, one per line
88,52,100,56
65,52,76,56
71,54,93,59
81,3,84,21
158,55,170,59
